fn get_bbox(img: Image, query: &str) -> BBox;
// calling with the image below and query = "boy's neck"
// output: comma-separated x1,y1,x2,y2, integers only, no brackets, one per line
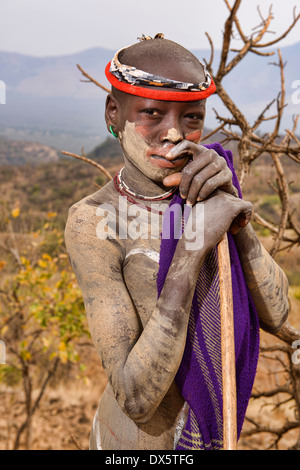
122,158,173,199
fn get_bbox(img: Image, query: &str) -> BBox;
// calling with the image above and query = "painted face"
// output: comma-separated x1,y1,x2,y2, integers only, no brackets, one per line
117,96,206,182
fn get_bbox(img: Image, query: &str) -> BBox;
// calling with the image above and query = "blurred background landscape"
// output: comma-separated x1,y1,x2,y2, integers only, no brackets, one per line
0,41,299,153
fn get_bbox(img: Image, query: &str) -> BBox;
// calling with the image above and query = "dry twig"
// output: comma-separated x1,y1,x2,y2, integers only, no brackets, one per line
61,148,112,181
76,64,110,93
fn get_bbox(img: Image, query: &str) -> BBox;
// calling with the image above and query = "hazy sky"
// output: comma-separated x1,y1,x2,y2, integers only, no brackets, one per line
0,0,299,57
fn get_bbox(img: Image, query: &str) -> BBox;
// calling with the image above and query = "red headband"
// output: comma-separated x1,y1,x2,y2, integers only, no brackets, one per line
105,62,216,102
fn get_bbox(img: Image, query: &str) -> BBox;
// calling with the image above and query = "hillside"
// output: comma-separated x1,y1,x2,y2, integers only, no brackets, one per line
0,138,60,166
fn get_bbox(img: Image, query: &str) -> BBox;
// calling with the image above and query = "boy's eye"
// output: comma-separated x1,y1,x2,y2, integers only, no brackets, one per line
142,109,160,117
185,113,204,121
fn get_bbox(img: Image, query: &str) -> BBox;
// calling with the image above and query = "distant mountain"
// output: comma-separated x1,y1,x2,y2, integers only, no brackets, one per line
88,136,124,162
0,137,60,166
0,47,113,153
0,43,299,155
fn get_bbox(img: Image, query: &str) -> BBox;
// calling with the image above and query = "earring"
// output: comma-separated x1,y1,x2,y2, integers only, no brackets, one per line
109,125,118,138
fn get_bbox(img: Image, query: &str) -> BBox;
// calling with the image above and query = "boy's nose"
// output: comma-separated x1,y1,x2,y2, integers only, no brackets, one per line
161,126,184,145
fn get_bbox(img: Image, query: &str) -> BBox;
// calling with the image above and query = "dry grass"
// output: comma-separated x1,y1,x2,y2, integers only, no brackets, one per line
0,345,107,450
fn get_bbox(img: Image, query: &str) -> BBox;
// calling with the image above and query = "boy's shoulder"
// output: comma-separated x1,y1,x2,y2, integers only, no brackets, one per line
67,179,120,221
64,179,125,265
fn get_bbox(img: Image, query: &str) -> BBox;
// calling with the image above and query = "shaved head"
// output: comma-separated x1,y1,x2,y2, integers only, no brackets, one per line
111,37,206,104
119,37,205,83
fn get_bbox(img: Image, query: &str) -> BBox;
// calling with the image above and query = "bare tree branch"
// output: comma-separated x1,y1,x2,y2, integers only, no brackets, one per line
61,149,112,181
217,0,243,81
253,11,300,48
76,64,110,93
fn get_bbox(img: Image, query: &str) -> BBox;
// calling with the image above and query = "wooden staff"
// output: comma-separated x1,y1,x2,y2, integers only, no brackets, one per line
217,233,237,450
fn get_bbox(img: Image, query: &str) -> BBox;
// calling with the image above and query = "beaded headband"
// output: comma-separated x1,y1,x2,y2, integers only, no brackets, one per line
105,42,216,101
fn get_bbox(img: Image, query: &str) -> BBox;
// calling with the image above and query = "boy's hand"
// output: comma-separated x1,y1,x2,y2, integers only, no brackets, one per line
179,190,253,254
163,141,238,203
229,210,252,235
163,141,250,234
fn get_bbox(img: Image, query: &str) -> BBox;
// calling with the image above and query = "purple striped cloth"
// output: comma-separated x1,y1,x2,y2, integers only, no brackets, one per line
157,143,260,450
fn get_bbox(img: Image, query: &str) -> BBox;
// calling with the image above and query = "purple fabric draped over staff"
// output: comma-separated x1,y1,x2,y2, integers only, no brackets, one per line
157,143,260,450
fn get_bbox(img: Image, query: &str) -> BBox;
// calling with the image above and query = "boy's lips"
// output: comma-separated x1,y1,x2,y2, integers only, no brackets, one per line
149,153,190,168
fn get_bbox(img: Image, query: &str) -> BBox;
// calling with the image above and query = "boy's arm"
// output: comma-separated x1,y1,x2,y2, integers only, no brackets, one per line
233,223,289,333
64,200,208,424
162,140,289,332
64,192,252,423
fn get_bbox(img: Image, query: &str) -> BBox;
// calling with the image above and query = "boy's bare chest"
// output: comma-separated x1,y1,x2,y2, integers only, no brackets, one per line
122,229,162,328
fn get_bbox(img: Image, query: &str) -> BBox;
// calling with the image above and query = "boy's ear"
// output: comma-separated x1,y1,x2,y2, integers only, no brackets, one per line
105,93,120,133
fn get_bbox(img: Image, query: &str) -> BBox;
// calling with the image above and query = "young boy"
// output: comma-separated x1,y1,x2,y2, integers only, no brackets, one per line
64,36,289,450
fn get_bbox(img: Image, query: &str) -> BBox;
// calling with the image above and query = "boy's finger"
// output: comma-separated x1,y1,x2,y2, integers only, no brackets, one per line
165,140,199,158
230,211,252,234
163,172,182,187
